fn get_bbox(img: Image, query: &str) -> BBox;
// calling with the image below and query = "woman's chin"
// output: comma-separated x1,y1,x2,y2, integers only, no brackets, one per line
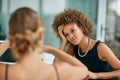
71,42,78,45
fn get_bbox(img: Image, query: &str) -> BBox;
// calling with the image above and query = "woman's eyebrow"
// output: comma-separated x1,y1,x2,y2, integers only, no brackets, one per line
63,27,75,34
70,27,75,30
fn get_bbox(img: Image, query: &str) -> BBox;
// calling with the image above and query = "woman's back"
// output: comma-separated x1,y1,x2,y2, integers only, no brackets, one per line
0,58,56,80
55,62,88,80
0,58,88,80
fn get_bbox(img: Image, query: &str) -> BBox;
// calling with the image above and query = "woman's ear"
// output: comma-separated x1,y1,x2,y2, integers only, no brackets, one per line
39,32,44,40
79,27,84,32
38,32,44,45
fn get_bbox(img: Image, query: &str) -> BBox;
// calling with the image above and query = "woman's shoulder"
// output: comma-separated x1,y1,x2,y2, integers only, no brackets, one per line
66,44,74,55
0,62,6,71
0,63,6,80
0,62,15,79
54,62,88,80
91,40,104,50
0,62,15,70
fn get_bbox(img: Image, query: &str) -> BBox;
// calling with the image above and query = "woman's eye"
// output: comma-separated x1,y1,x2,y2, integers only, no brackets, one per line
64,34,68,37
71,29,75,33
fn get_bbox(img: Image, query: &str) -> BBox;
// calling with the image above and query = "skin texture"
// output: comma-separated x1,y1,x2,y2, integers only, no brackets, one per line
0,7,89,80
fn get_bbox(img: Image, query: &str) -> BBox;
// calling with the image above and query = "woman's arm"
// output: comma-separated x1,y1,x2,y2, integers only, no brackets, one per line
44,45,89,80
59,41,67,51
89,43,120,79
0,40,9,56
44,45,87,68
54,44,74,63
66,45,74,56
58,25,67,51
89,69,120,79
97,70,120,79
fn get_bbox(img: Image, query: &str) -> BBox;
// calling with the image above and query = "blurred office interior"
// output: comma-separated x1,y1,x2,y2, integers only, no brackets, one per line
0,0,120,62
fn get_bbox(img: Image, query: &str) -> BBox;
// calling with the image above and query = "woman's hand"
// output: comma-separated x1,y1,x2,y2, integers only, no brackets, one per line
58,25,68,51
89,71,98,79
58,25,67,43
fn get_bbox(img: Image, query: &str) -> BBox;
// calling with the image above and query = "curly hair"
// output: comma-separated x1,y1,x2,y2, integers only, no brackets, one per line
8,7,44,60
52,9,93,38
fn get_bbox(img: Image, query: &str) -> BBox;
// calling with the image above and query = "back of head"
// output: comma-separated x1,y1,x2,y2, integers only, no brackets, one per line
8,7,44,60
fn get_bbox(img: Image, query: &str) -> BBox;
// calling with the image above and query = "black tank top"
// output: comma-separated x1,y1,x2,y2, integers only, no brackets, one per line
73,40,119,80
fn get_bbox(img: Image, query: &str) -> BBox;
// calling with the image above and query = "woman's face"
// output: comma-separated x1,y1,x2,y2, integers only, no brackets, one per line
63,23,84,45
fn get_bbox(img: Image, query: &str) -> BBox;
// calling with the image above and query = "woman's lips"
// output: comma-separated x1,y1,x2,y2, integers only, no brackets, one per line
71,38,77,43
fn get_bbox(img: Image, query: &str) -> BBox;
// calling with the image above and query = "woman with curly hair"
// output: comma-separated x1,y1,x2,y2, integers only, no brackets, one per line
0,7,89,80
52,9,120,79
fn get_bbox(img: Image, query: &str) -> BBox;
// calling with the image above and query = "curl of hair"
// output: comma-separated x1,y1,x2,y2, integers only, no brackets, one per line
8,28,43,60
52,9,93,38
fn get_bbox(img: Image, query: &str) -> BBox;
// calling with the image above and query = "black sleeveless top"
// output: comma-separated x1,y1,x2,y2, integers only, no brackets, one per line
73,40,119,80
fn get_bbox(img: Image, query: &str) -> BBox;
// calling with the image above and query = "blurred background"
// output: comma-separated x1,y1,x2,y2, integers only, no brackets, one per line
0,0,120,62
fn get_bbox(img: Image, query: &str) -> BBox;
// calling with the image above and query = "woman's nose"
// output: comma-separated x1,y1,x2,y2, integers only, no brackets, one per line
69,34,73,38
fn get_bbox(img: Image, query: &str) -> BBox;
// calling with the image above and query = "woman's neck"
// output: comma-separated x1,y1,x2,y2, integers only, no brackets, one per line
78,37,89,53
17,47,43,66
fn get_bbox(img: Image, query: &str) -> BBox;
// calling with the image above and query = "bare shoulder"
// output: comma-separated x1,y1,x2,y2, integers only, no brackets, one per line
97,42,112,60
0,62,6,71
54,62,88,80
97,42,120,69
97,42,112,57
0,63,6,79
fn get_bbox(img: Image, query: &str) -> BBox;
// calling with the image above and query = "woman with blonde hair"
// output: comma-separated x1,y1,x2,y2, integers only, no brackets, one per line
0,7,88,80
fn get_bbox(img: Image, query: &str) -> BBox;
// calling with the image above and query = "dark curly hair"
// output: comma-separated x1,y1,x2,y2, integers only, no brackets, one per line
52,9,93,38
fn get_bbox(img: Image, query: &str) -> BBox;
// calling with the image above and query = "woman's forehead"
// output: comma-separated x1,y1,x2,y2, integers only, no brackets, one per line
63,23,78,32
